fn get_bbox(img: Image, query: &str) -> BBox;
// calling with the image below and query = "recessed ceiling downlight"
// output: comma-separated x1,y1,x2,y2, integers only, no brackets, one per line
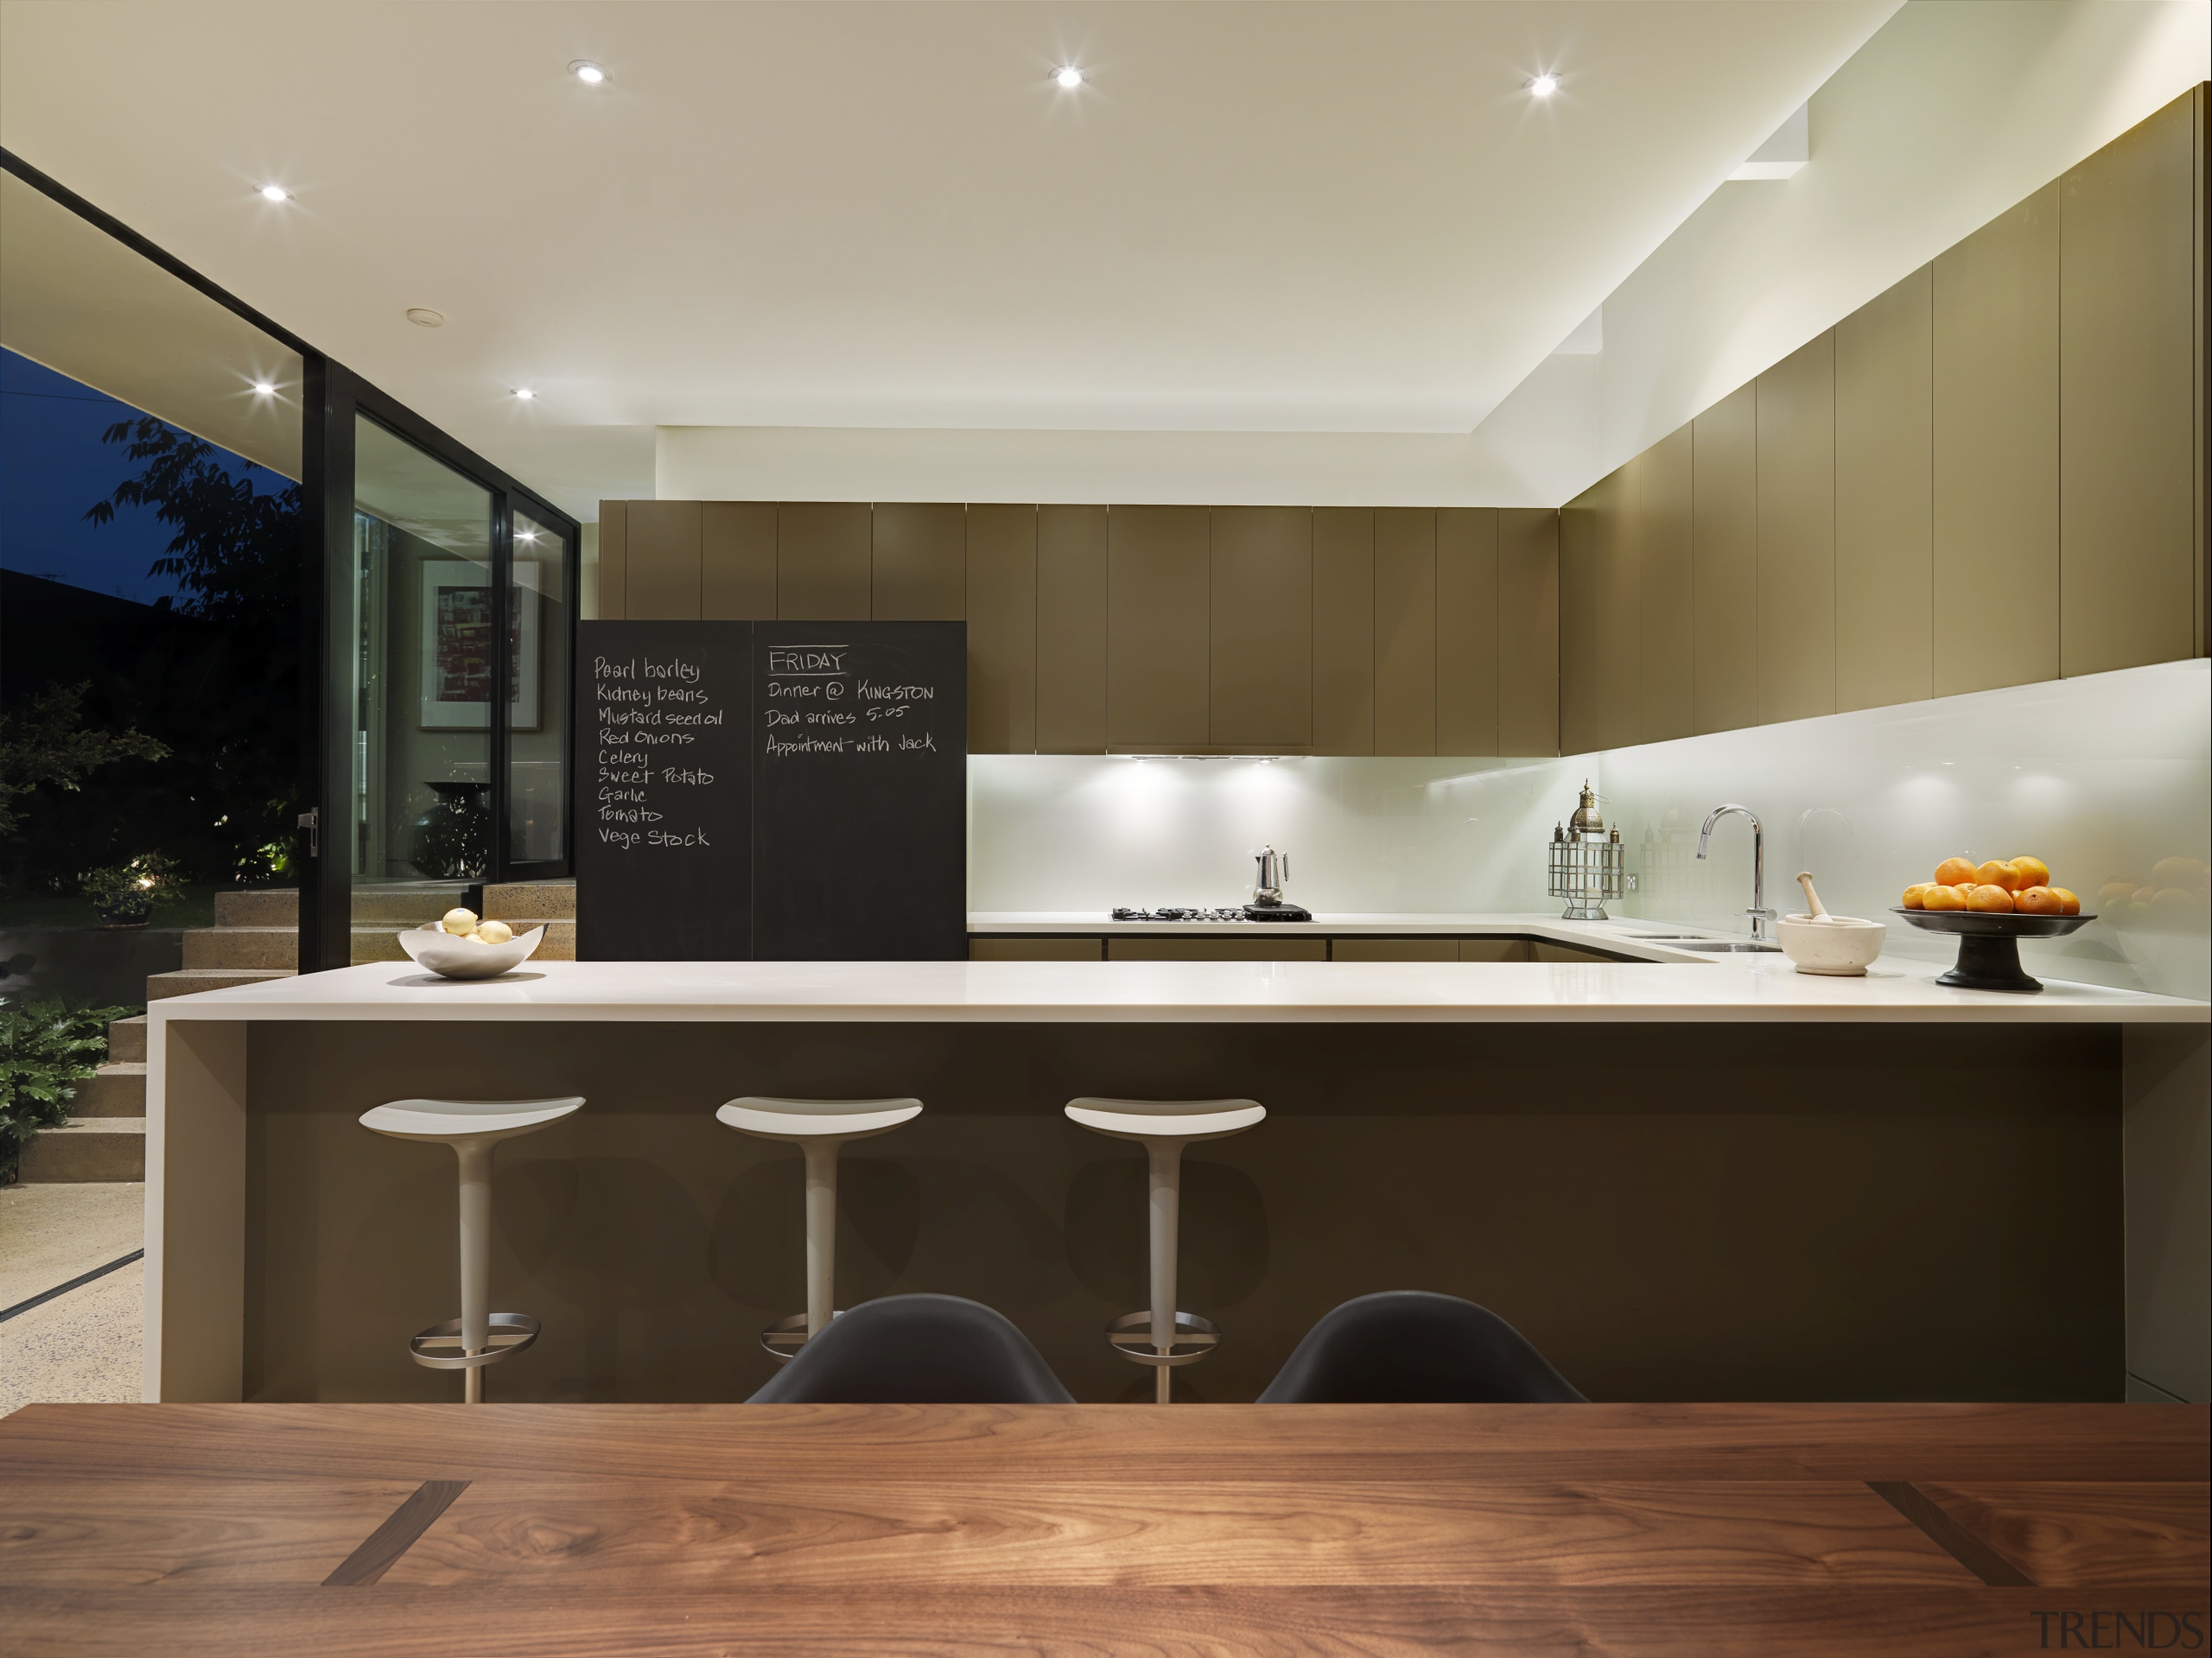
569,60,607,84
1529,73,1560,98
1054,66,1084,89
259,184,289,202
251,382,276,396
406,308,445,328
513,388,537,401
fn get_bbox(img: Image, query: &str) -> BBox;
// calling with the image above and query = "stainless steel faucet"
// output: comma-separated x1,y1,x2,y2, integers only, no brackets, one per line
1696,804,1776,943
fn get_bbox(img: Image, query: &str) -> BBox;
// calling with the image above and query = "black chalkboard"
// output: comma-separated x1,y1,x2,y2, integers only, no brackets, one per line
575,622,753,961
749,622,967,961
574,620,966,962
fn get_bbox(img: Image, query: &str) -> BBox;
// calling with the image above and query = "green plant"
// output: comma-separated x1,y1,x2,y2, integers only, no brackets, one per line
0,1000,130,1181
82,853,185,922
0,681,168,840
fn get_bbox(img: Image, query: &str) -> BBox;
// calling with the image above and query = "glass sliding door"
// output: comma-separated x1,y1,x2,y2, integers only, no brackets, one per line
299,368,579,969
506,508,569,872
349,415,495,889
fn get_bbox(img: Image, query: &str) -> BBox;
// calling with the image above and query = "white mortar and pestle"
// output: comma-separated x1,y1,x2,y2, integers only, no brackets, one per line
1777,873,1886,976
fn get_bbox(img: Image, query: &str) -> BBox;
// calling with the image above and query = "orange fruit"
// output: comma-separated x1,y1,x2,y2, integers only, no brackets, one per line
1934,857,1979,886
1901,884,1932,910
2050,886,2081,916
2010,856,2050,888
1921,885,1968,912
1976,859,2025,891
1966,884,2017,912
2016,886,2063,916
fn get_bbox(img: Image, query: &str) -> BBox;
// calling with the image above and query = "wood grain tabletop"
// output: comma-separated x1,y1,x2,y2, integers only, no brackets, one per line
2,1401,2204,1656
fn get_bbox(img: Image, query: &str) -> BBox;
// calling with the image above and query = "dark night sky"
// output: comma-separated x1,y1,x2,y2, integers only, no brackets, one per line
0,347,282,607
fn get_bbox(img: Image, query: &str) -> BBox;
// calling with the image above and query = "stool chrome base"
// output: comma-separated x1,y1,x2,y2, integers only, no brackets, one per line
1106,1310,1220,1367
1108,1311,1219,1404
409,1312,541,1404
760,1310,843,1363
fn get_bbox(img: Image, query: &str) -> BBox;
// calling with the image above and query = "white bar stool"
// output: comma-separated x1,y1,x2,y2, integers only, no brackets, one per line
358,1095,583,1403
1063,1096,1267,1403
715,1096,924,1361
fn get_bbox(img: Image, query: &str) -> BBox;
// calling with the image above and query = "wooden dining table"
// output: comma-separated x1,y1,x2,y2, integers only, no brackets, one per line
1,1401,2204,1655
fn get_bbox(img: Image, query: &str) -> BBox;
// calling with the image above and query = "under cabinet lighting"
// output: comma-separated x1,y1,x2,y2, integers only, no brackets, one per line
1529,73,1559,98
259,184,289,202
570,60,607,84
1055,66,1084,89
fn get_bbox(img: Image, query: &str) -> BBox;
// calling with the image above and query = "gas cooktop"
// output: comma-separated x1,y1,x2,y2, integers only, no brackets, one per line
1109,904,1314,923
1112,907,1250,922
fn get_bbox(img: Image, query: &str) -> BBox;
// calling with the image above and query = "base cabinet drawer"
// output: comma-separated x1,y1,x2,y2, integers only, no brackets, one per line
1107,937,1330,962
970,937,1104,961
1332,938,1460,962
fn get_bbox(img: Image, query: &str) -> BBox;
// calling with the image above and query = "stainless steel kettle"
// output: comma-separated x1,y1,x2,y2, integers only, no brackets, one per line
1252,845,1291,905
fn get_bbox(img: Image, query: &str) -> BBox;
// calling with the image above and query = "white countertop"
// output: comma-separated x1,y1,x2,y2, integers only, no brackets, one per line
968,911,1706,940
149,914,2209,1025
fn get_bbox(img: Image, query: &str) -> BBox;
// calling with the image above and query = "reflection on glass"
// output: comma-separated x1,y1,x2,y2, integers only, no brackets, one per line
351,416,494,882
510,510,568,865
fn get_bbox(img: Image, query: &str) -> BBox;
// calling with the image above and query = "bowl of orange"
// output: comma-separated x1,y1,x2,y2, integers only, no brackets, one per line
1895,856,2093,994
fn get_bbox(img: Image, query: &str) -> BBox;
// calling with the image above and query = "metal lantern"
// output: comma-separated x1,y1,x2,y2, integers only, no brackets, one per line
1546,780,1636,920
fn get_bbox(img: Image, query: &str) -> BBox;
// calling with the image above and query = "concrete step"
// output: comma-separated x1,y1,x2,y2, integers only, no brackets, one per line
108,1015,147,1064
184,927,296,969
145,969,295,1001
528,919,576,961
213,887,300,925
350,883,469,924
483,880,576,922
210,885,473,926
73,1063,146,1117
16,1118,145,1183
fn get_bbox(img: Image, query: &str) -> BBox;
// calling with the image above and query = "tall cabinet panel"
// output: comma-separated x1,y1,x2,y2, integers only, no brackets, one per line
597,500,628,619
1497,507,1559,755
1036,505,1108,752
1835,268,1933,711
777,502,872,620
871,503,967,621
701,501,776,620
966,505,1036,754
1755,332,1836,725
625,499,702,619
1558,478,1602,754
1373,507,1437,755
1106,505,1210,750
1593,461,1642,750
1312,508,1376,754
1637,427,1694,742
1692,385,1758,734
1933,185,2060,696
2058,88,2199,677
1210,505,1313,749
1435,507,1499,755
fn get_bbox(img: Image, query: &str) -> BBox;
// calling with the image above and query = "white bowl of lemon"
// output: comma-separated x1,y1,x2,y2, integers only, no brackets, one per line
397,909,544,980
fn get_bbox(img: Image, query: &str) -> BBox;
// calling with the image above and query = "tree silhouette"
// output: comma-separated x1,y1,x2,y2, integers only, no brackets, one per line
83,418,301,623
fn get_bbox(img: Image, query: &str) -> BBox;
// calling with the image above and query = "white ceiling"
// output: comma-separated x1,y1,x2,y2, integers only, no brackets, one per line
0,1,1899,518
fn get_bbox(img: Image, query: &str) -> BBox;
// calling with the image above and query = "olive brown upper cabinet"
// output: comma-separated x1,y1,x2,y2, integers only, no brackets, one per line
598,500,1561,759
1560,85,2208,753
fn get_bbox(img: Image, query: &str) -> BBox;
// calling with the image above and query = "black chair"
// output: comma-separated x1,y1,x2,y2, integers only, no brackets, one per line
747,1293,1076,1404
1257,1291,1587,1403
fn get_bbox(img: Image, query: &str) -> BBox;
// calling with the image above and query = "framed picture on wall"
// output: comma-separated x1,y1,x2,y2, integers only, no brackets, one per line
418,560,548,730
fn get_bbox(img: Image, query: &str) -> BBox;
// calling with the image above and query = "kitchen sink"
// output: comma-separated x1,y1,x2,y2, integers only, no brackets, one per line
1660,939,1783,953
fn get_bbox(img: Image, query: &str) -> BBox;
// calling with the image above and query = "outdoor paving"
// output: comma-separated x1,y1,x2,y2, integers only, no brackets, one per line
0,1181,145,1412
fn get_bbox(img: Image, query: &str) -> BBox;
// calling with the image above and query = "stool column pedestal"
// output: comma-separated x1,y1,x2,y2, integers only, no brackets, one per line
1147,1140,1183,1406
804,1141,841,1340
455,1140,493,1405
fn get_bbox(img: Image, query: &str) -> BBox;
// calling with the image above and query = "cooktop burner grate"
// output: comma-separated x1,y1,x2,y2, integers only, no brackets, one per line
1111,906,1251,923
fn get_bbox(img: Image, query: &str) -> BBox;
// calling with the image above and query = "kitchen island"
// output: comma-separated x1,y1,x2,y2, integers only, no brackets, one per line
145,924,2208,1407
